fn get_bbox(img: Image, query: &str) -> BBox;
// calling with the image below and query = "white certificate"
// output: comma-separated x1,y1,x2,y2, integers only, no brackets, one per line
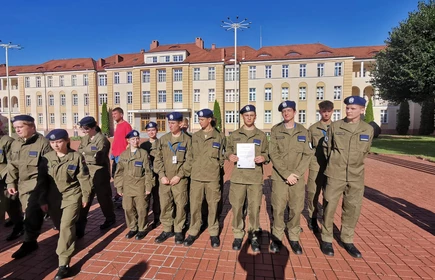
236,143,255,169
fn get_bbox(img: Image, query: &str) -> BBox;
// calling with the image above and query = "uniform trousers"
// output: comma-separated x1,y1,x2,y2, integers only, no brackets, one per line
123,195,149,232
306,169,327,219
159,178,187,233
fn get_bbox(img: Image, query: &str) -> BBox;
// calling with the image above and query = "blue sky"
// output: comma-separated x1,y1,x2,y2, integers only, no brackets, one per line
0,0,420,66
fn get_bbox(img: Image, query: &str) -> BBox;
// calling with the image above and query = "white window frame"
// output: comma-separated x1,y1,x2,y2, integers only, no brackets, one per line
98,93,107,105
316,86,324,100
114,72,120,84
249,88,256,102
73,113,79,124
60,94,66,106
158,70,166,82
299,87,306,100
38,113,43,125
333,109,341,121
83,74,88,86
71,75,77,86
142,91,150,103
99,74,107,86
249,66,256,79
334,86,342,100
193,68,200,81
25,77,30,88
142,71,150,83
282,65,289,78
84,93,89,106
36,76,41,87
173,69,183,82
265,110,272,123
47,76,53,87
72,94,78,106
335,62,342,76
174,90,183,103
158,90,166,103
49,95,54,106
299,64,306,77
317,63,324,77
265,88,272,101
50,113,55,124
127,72,133,83
208,67,215,80
37,95,43,106
281,87,289,100
61,113,67,124
265,65,272,79
59,75,64,87
208,89,215,102
380,110,388,124
127,92,133,104
114,92,120,104
298,110,306,123
194,89,200,103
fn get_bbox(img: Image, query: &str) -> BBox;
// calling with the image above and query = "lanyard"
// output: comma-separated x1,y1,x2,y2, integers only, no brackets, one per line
168,142,181,155
321,130,327,137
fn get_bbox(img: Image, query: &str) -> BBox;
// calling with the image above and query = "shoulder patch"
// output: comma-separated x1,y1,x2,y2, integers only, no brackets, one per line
134,161,143,167
253,139,261,146
297,136,306,142
212,142,221,149
360,134,370,141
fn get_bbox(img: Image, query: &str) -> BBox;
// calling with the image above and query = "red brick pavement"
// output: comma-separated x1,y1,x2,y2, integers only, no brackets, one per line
1,157,435,279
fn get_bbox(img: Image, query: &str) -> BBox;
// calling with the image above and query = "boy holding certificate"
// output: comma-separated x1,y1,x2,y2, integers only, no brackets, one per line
225,105,269,252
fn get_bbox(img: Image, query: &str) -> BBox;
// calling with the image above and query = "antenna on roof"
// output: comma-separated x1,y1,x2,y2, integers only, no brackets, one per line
260,26,262,48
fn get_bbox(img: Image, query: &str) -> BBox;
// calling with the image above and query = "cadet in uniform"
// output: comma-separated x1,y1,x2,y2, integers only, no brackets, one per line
225,105,269,252
6,115,52,259
321,96,374,258
269,101,313,254
140,122,161,227
183,109,225,248
307,100,334,232
0,130,24,241
38,129,92,279
115,130,153,240
153,112,192,244
75,116,116,237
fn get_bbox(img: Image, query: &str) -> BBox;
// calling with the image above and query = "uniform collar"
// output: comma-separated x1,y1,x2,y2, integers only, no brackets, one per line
277,121,303,136
340,118,366,134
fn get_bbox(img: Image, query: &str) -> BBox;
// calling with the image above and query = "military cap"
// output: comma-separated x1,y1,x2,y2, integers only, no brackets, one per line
197,109,213,118
78,116,97,127
46,129,69,141
278,100,296,111
166,112,183,121
344,96,366,106
145,122,157,129
240,105,256,114
11,115,34,123
126,130,140,139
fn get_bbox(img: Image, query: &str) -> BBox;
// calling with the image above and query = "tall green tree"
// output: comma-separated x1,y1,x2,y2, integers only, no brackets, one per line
364,97,375,123
101,102,110,136
213,100,222,132
396,101,411,135
419,100,435,135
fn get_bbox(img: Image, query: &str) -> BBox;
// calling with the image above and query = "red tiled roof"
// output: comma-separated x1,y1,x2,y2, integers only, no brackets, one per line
100,53,144,70
0,64,38,76
11,58,97,74
335,45,385,59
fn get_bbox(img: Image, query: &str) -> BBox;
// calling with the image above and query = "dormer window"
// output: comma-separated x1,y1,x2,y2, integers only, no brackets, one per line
73,64,81,68
169,45,180,49
160,56,170,63
258,53,271,57
286,51,301,56
54,65,62,69
317,50,332,55
146,56,158,63
173,55,183,62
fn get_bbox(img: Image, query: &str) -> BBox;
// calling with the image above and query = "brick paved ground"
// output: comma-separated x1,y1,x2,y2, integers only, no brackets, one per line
1,157,435,280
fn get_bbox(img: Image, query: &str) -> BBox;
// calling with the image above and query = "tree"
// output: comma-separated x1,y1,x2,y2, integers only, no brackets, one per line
364,97,375,123
396,101,411,135
101,102,110,136
419,99,435,135
372,1,435,104
213,100,222,132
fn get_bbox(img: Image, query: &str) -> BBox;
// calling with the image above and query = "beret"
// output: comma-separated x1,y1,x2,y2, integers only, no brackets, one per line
78,116,97,127
145,122,157,129
166,112,183,121
46,129,68,141
344,96,366,106
240,105,256,114
126,130,140,138
11,115,34,123
197,109,213,118
278,100,296,111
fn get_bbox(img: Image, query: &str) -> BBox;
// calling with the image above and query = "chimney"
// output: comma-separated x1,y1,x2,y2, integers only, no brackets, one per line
150,40,159,50
115,54,123,63
221,49,226,61
242,50,246,60
211,43,216,50
195,37,204,49
140,49,145,54
98,58,105,67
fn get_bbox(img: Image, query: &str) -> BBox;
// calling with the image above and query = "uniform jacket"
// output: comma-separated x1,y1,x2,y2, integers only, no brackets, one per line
323,119,374,181
78,132,111,177
269,122,313,182
225,126,269,185
114,148,153,196
6,133,52,194
140,140,158,172
191,129,226,182
0,135,14,180
308,121,329,172
154,132,192,180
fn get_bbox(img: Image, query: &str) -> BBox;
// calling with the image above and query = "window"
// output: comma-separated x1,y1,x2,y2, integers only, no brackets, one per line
84,94,89,106
173,55,183,62
299,87,306,100
36,76,41,87
127,72,133,83
316,111,321,121
265,88,272,101
83,74,88,86
25,77,30,88
158,70,166,82
316,86,324,100
265,65,272,79
99,74,107,86
208,67,215,80
317,63,324,77
142,71,150,83
142,91,150,103
72,94,78,106
194,89,200,103
333,109,341,121
127,92,133,104
173,69,183,82
61,113,67,124
281,87,289,100
380,110,388,123
73,113,79,124
60,94,66,106
37,95,42,106
208,89,215,102
335,62,342,76
128,112,133,125
225,111,239,123
38,113,43,125
249,88,256,102
114,72,120,84
47,76,53,87
174,90,183,103
249,66,256,79
60,75,64,87
299,64,306,77
49,95,54,106
225,67,238,81
114,92,120,104
193,68,200,81
225,89,239,103
282,65,289,78
98,93,107,105
71,75,77,86
194,111,199,124
298,110,306,123
158,90,166,103
160,56,170,63
334,86,342,100
265,110,272,123
146,56,157,63
50,113,55,124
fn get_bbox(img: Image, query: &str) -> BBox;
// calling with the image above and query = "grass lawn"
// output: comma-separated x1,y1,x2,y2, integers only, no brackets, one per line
370,135,435,161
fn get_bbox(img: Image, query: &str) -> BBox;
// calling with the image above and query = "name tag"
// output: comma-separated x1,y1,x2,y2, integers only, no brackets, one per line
172,156,177,164
91,146,98,151
178,146,186,152
297,136,306,142
67,165,77,171
212,142,220,149
29,151,38,157
134,161,142,167
360,134,370,141
253,139,261,146
0,149,3,155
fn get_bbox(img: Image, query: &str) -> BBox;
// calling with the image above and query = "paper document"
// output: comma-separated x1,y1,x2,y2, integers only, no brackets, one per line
236,143,255,169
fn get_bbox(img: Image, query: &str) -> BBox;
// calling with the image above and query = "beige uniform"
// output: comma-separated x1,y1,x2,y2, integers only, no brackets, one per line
140,140,160,223
321,119,374,243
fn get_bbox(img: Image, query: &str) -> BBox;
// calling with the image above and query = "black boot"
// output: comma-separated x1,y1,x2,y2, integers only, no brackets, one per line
11,241,39,259
342,243,362,258
54,265,69,279
6,226,24,241
308,217,320,233
289,241,303,255
320,241,334,256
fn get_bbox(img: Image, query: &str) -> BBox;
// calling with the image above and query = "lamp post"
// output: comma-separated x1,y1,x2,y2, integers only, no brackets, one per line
0,41,22,136
221,17,251,130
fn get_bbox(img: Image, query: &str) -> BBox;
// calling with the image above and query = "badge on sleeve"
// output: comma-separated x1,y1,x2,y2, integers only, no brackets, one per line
360,134,370,141
28,151,38,157
212,142,221,149
297,136,306,142
178,146,186,152
0,149,3,155
67,165,77,171
253,139,261,146
91,146,98,151
134,161,142,167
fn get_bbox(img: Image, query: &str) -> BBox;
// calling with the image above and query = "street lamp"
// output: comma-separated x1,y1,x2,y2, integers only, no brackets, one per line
0,41,22,136
221,17,251,130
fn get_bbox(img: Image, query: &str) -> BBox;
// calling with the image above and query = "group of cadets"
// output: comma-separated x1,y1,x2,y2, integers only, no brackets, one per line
0,95,373,279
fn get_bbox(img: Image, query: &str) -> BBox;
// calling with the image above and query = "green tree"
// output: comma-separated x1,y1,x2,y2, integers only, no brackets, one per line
419,99,435,135
213,100,222,132
364,97,375,123
396,101,411,135
101,102,110,136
